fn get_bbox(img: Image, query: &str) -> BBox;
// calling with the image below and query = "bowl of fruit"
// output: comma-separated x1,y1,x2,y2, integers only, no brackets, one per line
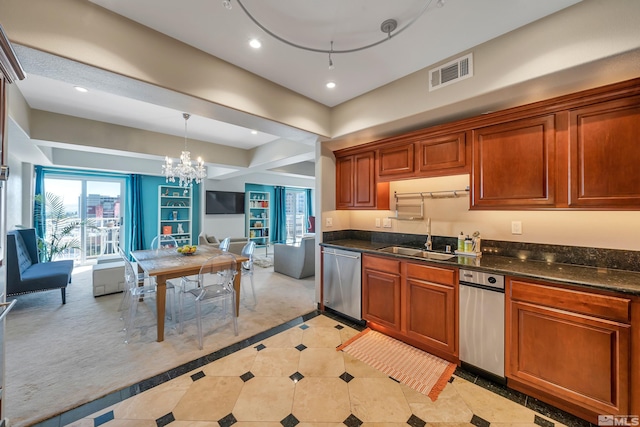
177,245,197,255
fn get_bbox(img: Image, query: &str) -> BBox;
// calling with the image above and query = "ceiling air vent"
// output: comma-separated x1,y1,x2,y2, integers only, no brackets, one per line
429,53,473,91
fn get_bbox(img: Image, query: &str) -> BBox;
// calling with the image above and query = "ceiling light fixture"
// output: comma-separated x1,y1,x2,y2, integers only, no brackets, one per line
74,86,88,93
162,113,206,187
249,38,262,49
223,0,438,69
326,81,336,89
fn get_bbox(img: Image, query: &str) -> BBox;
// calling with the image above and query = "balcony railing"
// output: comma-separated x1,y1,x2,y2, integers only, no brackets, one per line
44,218,121,263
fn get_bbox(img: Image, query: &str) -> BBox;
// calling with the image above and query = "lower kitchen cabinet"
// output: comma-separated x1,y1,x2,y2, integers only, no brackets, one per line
362,255,402,331
404,262,457,358
362,254,458,363
506,277,632,423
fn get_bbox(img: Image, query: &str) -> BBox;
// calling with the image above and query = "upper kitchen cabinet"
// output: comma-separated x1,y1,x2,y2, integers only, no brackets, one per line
335,150,390,210
416,131,468,176
378,141,415,180
376,130,469,181
471,115,556,209
567,96,640,208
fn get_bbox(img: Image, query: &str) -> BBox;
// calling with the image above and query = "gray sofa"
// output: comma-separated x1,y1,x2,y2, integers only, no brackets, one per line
273,235,315,279
198,232,248,255
6,228,74,304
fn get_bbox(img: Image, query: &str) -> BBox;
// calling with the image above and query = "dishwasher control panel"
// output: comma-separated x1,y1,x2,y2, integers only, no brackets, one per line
459,269,504,290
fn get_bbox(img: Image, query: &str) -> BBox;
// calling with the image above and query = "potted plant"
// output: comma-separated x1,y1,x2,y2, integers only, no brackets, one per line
34,192,86,262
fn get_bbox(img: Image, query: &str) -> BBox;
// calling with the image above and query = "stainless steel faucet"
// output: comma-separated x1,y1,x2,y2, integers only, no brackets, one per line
424,217,433,250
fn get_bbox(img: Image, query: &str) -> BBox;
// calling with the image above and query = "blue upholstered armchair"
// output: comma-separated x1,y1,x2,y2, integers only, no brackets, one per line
6,228,74,304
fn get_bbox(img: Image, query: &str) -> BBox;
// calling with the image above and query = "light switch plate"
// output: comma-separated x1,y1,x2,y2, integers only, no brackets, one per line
383,218,392,228
511,221,522,235
326,217,333,227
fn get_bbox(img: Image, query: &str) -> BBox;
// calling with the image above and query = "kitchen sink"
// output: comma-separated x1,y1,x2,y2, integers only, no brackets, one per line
377,246,456,261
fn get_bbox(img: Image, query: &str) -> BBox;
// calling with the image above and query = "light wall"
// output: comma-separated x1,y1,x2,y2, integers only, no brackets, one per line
322,174,640,251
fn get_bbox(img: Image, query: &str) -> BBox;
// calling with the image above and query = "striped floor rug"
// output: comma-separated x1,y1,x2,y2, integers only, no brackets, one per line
337,328,456,401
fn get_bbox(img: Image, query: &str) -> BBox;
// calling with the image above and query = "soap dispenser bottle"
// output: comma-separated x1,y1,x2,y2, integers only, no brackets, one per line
457,232,465,252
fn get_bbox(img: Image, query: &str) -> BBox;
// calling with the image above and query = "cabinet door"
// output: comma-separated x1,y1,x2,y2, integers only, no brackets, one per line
362,264,401,331
336,155,355,208
416,132,467,175
472,115,556,208
404,277,456,355
506,278,632,420
335,151,390,210
378,142,415,179
568,96,640,208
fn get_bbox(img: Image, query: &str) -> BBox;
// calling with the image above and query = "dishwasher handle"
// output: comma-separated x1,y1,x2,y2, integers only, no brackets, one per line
322,249,360,259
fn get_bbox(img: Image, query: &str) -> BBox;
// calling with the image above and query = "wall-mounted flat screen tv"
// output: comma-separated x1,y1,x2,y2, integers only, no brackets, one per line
205,191,245,215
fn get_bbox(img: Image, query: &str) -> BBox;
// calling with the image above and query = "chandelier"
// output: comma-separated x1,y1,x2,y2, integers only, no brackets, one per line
162,113,206,187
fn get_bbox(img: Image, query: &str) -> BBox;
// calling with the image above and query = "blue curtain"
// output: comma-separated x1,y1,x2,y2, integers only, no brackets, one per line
305,188,313,217
34,165,46,241
273,186,286,243
127,174,145,254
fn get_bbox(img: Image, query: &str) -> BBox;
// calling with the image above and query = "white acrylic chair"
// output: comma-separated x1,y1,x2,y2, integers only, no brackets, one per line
239,241,257,306
121,252,158,344
149,234,179,321
178,253,238,349
218,237,231,252
117,247,145,317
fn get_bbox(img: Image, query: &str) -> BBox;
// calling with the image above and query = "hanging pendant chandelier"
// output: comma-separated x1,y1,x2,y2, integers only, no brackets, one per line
162,113,206,187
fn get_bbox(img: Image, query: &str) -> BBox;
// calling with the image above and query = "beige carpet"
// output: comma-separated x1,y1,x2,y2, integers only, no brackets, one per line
5,263,316,427
338,328,456,401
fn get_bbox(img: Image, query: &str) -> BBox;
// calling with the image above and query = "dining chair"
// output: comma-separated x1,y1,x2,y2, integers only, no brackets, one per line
178,253,238,349
218,237,231,252
117,247,145,316
239,241,257,306
150,234,179,321
121,251,158,344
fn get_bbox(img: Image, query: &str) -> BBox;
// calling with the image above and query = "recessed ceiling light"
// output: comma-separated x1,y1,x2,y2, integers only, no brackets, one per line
326,81,336,89
251,130,258,135
74,86,88,93
249,39,262,49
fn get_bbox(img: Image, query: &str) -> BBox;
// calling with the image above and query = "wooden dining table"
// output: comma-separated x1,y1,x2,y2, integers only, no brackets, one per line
131,245,249,342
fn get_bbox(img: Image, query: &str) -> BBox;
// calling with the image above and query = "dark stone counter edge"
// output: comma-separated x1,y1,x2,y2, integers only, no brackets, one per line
320,240,640,297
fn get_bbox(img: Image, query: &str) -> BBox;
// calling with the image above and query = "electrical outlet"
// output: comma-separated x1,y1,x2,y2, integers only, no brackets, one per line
511,221,522,235
325,217,333,227
375,218,381,228
383,218,392,228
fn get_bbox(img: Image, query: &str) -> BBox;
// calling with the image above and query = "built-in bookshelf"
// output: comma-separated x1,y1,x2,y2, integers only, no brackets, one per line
246,190,269,248
158,185,192,246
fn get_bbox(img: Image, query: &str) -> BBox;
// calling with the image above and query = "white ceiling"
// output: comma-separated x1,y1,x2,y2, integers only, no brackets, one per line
12,0,581,179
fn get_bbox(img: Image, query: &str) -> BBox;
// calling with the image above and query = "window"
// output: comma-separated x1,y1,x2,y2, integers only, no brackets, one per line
285,189,307,243
42,176,125,264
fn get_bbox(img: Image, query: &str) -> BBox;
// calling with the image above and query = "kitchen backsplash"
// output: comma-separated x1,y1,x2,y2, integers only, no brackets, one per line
323,230,640,272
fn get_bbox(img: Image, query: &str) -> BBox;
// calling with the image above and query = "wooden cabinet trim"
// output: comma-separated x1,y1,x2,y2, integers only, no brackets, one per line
363,254,401,274
406,262,456,285
509,278,631,323
378,141,415,179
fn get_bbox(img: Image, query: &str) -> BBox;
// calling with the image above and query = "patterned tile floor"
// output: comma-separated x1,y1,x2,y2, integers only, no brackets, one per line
57,312,593,427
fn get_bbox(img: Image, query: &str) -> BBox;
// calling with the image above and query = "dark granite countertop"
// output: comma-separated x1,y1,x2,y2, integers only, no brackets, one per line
321,239,640,296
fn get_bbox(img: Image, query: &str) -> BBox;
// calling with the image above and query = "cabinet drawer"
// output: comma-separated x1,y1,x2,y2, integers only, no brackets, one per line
509,279,630,323
407,262,456,285
363,255,401,274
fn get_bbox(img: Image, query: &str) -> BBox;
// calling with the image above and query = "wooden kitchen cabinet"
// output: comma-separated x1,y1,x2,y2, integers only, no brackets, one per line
416,131,468,176
363,254,458,363
506,277,632,423
378,141,415,179
335,150,390,210
362,255,402,331
567,96,640,208
471,114,556,209
404,262,457,359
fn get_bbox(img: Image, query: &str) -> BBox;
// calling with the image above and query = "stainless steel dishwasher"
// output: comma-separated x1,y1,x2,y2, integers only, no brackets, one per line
459,268,505,384
322,247,362,321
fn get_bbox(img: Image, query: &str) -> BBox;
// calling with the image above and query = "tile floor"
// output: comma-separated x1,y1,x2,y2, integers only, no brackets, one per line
58,312,593,427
